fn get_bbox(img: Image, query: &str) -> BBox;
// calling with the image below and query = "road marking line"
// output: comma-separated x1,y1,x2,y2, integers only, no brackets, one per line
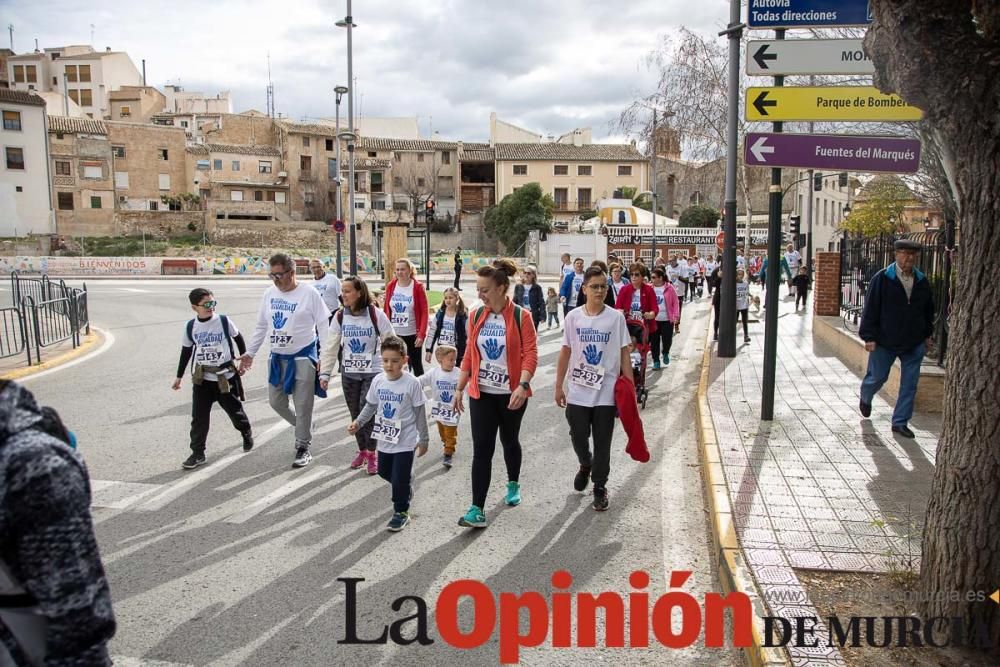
119,288,152,293
224,465,332,524
17,327,115,382
111,657,193,667
91,479,163,509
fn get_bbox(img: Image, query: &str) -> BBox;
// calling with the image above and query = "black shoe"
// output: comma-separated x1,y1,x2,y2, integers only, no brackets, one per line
744,336,751,343
859,400,872,418
574,465,591,492
293,447,313,468
242,431,254,452
593,486,610,512
182,453,206,470
891,425,915,439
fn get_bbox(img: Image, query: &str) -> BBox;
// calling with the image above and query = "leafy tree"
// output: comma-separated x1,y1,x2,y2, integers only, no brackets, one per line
484,183,553,253
618,185,652,211
840,176,913,237
679,204,720,228
867,0,1000,647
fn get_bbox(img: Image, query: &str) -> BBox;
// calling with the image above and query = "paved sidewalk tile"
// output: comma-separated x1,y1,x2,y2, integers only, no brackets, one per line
706,292,940,666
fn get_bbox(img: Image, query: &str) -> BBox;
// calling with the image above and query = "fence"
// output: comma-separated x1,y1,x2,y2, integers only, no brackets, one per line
839,230,954,367
2,272,91,366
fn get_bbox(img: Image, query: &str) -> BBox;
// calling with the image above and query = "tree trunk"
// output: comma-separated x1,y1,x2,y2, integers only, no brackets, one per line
867,1,1000,649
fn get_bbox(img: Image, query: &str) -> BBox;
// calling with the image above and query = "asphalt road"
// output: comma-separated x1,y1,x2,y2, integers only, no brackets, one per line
14,277,738,667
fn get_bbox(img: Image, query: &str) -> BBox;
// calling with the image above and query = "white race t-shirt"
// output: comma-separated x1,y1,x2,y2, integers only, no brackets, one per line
706,261,718,275
312,272,342,313
182,314,239,381
784,251,802,273
389,283,416,336
653,285,670,321
330,307,394,375
562,305,630,408
610,279,629,302
571,272,585,297
438,314,457,347
476,312,510,395
736,280,750,310
666,265,685,298
736,255,746,270
629,291,643,321
561,263,575,279
248,283,330,356
365,372,426,453
420,366,461,426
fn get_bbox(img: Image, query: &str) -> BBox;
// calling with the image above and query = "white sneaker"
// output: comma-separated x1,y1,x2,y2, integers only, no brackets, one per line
293,447,313,468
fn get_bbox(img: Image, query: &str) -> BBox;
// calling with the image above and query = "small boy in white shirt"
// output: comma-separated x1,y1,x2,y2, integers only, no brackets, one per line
420,345,461,468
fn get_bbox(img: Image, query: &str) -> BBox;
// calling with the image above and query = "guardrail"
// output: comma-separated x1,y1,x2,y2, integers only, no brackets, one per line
0,307,26,360
4,272,91,366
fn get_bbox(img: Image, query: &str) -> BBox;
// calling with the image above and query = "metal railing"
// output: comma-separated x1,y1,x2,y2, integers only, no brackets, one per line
0,307,26,360
839,230,954,367
4,272,91,366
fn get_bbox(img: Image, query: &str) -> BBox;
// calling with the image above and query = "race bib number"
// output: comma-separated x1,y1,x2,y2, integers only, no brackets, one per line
195,345,224,364
571,361,605,390
373,415,402,445
439,330,456,346
270,332,293,346
391,312,410,327
343,352,373,373
478,361,509,391
430,400,459,426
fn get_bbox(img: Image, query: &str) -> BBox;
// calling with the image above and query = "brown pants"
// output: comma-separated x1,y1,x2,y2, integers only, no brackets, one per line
437,422,458,455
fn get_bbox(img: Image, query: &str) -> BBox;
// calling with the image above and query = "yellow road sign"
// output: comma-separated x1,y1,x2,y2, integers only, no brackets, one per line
746,86,923,122
991,589,999,604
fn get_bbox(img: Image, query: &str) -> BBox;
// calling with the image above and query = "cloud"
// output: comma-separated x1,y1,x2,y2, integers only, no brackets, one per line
7,0,725,141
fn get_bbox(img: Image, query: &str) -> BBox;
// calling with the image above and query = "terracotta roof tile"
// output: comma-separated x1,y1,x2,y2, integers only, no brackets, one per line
0,88,47,107
47,115,108,134
494,143,646,162
205,143,281,157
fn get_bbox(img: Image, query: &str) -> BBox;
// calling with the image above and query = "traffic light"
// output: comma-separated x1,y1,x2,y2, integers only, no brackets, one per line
813,172,823,191
789,215,801,239
425,199,436,224
838,171,848,188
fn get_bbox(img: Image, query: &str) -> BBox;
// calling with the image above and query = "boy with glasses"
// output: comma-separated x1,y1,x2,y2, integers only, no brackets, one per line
173,288,253,469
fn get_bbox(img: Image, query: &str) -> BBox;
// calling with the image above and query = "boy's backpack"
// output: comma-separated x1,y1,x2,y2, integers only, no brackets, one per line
186,315,236,370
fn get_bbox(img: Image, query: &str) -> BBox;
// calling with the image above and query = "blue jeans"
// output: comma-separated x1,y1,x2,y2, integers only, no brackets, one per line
860,343,925,426
377,449,415,513
547,312,559,327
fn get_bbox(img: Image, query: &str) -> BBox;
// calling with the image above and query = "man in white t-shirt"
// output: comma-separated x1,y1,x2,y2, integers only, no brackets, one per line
309,258,341,315
783,243,802,296
240,253,331,468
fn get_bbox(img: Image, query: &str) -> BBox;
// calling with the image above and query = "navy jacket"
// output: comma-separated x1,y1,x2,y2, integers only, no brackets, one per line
858,263,935,354
514,283,545,324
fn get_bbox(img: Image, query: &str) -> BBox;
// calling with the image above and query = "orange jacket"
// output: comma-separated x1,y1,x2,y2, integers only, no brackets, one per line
460,298,538,399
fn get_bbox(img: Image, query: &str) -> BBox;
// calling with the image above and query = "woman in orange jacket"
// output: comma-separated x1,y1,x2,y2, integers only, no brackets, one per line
383,258,429,376
453,259,538,528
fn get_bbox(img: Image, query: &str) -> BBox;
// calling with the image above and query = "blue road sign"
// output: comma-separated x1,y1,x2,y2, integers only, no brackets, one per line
747,0,872,30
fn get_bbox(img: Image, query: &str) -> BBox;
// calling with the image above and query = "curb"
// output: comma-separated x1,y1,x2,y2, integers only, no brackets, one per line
0,328,105,381
695,327,788,667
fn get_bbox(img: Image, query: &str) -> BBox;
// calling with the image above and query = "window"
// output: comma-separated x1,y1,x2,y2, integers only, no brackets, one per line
13,66,24,83
553,187,568,209
65,65,77,82
265,190,276,202
417,153,425,162
55,133,64,140
304,192,315,206
57,192,74,210
79,89,92,106
373,200,386,210
2,111,22,131
367,151,377,158
167,199,182,211
578,188,592,209
120,105,131,118
213,159,223,170
617,165,632,176
56,160,71,175
300,155,312,171
180,121,189,128
230,190,243,201
325,138,334,151
616,249,635,265
275,192,286,204
51,53,60,60
114,171,128,188
112,145,126,158
78,65,91,82
513,164,527,176
441,151,450,165
232,160,240,171
371,171,384,193
158,148,168,160
158,173,170,190
5,147,24,170
554,165,569,176
15,186,21,192
53,76,58,85
355,201,365,209
25,66,37,83
90,196,102,209
578,165,592,176
149,201,158,211
327,158,338,180
303,136,310,147
393,176,403,187
259,160,272,174
393,201,408,211
68,90,79,104
417,177,426,187
83,164,102,179
196,160,210,170
254,190,263,201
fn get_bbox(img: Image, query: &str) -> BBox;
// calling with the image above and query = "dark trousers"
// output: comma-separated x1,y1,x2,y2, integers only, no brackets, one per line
377,449,415,513
454,267,461,289
713,302,721,337
343,374,376,451
737,309,749,339
399,334,424,377
686,279,697,301
566,404,616,488
796,290,808,309
547,311,559,327
650,320,674,363
469,392,526,508
190,380,251,454
563,303,573,318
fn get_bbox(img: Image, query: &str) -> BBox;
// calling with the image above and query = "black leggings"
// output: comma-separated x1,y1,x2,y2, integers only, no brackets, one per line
737,309,749,338
399,334,424,376
469,392,527,508
650,320,674,362
796,291,808,309
342,374,376,451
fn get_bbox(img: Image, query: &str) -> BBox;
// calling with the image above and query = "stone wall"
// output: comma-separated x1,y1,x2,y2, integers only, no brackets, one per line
116,210,207,238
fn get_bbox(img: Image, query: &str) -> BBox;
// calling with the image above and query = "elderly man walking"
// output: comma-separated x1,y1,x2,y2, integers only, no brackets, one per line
857,239,935,438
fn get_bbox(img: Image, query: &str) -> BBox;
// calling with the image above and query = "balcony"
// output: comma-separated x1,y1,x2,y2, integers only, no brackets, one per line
553,199,593,212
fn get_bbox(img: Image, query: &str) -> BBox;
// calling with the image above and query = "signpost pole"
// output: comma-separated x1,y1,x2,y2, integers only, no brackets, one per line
718,0,742,358
761,28,785,421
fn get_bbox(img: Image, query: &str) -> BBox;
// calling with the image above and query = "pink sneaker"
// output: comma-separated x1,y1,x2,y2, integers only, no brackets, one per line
349,450,366,469
366,451,378,476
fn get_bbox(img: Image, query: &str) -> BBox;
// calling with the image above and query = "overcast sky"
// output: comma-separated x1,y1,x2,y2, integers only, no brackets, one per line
5,0,727,143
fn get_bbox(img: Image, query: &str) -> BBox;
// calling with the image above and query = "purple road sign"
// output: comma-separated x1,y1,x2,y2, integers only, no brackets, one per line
744,132,921,173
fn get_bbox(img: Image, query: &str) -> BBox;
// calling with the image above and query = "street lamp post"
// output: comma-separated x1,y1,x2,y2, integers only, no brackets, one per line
336,4,358,275
334,85,349,277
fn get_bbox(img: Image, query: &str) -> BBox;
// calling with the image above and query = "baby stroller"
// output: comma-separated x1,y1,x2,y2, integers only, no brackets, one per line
627,321,650,409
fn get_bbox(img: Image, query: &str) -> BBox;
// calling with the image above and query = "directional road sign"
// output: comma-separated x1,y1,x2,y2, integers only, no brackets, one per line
747,39,874,76
746,86,923,122
744,133,922,173
747,0,872,29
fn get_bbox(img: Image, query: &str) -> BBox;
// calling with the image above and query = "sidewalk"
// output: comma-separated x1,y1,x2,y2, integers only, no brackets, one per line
701,293,940,667
0,329,104,381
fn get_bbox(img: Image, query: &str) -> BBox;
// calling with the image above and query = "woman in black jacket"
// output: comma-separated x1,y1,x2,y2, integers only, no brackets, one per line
513,266,545,328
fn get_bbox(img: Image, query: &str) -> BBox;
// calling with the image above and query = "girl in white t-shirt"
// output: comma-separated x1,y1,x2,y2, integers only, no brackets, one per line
555,266,632,512
736,269,751,343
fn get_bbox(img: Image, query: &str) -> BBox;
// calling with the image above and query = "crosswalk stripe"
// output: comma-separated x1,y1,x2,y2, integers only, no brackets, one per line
223,465,332,524
91,480,163,509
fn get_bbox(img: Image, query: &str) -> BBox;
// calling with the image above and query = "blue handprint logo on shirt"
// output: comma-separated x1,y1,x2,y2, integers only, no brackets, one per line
382,402,397,419
272,311,288,330
483,337,505,360
348,338,365,354
583,344,603,365
392,301,407,313
439,390,453,404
